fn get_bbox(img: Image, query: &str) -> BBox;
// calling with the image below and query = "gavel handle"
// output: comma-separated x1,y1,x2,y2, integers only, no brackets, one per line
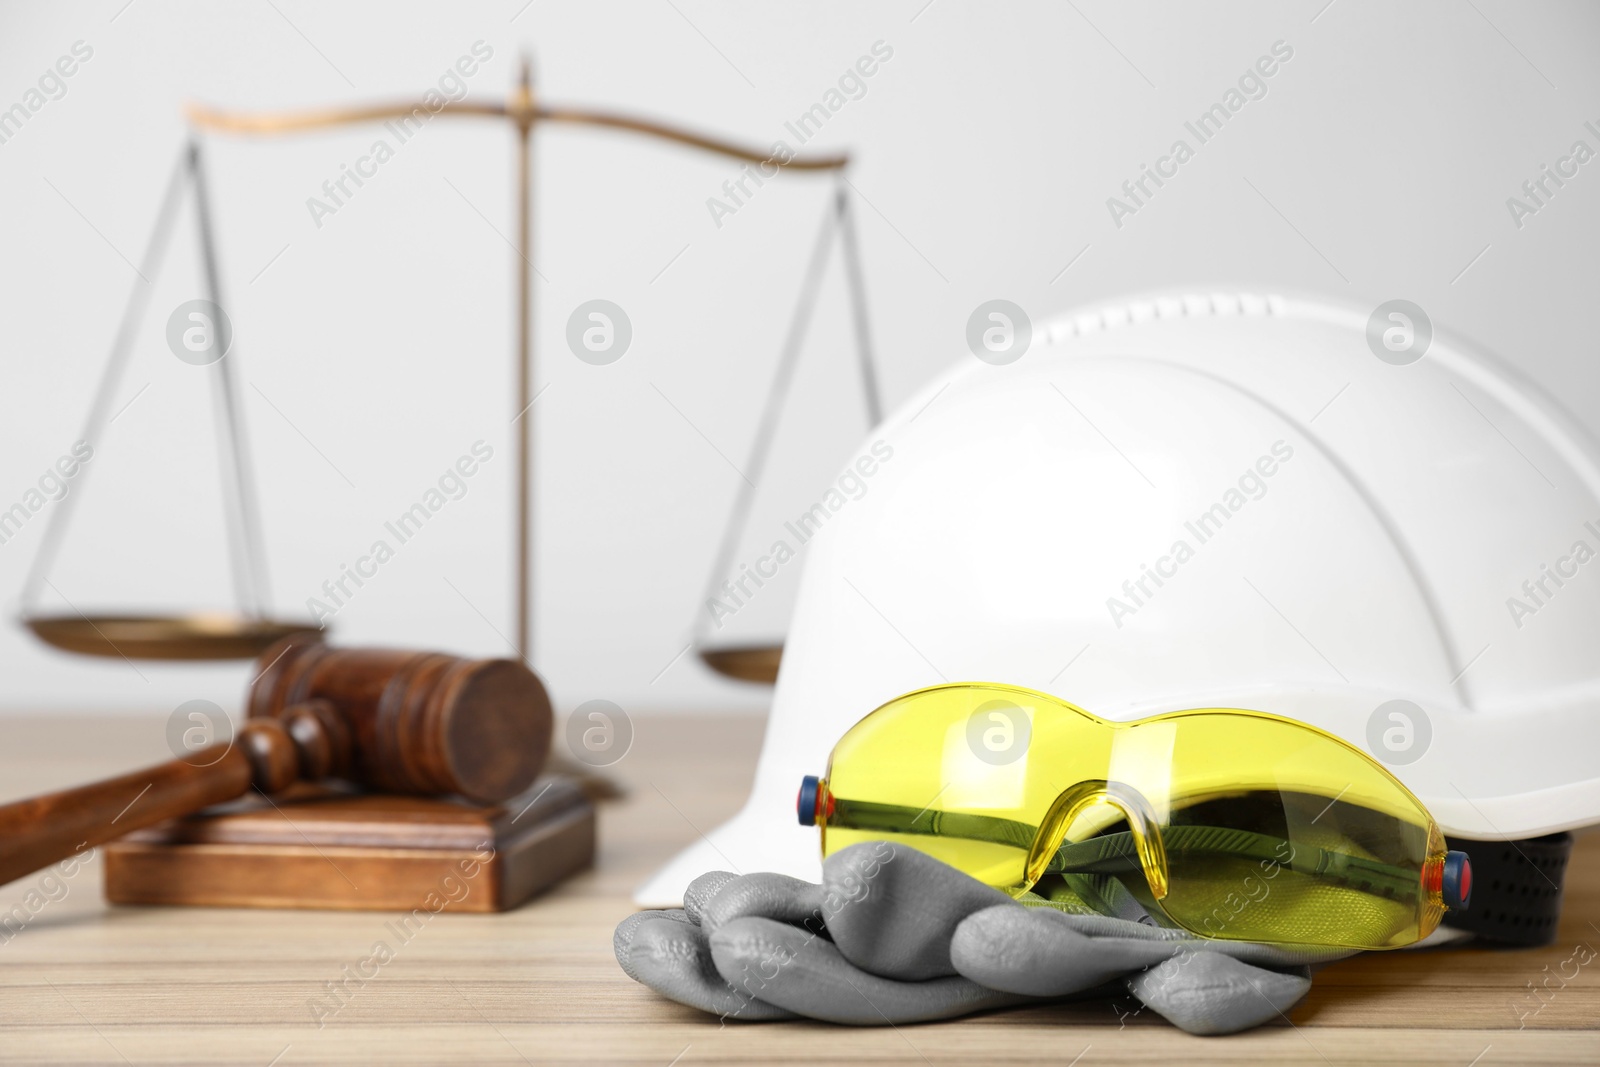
0,718,304,889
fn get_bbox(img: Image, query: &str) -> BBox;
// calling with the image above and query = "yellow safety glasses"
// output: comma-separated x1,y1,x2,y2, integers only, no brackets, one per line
798,683,1471,950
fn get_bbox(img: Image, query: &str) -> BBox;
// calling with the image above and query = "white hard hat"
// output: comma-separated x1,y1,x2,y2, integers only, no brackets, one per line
638,291,1600,907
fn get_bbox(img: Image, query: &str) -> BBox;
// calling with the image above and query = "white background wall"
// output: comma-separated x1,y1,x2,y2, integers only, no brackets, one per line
0,0,1595,721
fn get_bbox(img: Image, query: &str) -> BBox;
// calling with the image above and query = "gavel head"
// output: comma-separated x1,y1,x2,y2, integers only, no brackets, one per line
247,636,552,803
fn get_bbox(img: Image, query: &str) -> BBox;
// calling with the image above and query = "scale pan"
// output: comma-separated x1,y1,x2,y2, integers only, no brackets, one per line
24,613,321,661
698,643,782,685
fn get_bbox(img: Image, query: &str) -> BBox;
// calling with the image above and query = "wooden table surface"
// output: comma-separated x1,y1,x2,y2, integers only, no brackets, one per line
1,712,1596,1066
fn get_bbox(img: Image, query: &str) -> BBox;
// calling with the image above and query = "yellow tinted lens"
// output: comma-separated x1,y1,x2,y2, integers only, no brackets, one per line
1146,713,1443,949
821,684,1104,892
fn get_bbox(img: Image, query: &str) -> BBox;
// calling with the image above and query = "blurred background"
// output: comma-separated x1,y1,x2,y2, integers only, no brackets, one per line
0,0,1596,720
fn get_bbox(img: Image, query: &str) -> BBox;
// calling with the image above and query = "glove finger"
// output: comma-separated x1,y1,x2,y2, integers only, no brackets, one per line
682,870,741,925
822,842,1016,981
696,872,826,936
711,916,1033,1025
614,909,691,984
1128,951,1311,1036
617,910,796,1021
951,904,1176,996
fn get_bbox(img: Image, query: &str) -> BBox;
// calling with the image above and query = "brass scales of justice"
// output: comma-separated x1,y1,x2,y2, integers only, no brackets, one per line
19,57,885,686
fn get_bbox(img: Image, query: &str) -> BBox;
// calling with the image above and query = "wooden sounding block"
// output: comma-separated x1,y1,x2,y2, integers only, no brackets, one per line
103,777,593,912
0,636,556,890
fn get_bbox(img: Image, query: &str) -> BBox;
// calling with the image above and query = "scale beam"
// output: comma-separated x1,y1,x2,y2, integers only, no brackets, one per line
185,100,849,170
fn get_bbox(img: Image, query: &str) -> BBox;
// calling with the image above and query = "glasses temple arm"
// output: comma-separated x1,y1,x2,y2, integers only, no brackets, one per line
829,799,1421,897
1052,826,1422,898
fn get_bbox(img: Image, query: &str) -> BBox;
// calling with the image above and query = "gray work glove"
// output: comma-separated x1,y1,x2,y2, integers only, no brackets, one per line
616,841,1355,1035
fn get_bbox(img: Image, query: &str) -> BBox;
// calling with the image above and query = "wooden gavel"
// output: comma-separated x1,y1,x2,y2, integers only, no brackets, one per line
0,636,552,887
